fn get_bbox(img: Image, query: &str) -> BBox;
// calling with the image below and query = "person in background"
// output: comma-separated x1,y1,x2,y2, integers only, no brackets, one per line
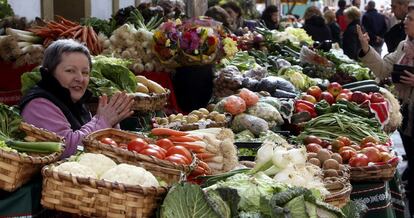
221,2,245,33
361,1,388,54
303,6,332,43
20,39,134,158
357,5,414,214
336,0,348,32
352,0,361,9
205,6,233,32
261,5,280,30
384,0,410,53
342,6,362,60
324,9,341,47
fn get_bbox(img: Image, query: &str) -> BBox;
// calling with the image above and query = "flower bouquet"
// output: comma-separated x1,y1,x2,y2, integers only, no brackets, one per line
153,16,238,67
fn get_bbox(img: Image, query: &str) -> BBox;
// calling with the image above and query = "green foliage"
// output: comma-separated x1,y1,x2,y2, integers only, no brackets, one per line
0,0,14,19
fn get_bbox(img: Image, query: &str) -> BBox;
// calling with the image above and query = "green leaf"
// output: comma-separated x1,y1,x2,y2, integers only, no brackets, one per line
160,183,220,218
341,201,368,218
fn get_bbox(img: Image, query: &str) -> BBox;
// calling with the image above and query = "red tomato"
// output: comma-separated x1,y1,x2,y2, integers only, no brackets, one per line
166,146,192,162
349,153,369,167
127,138,148,153
165,154,190,165
140,148,165,159
147,144,167,156
156,138,174,150
100,137,118,146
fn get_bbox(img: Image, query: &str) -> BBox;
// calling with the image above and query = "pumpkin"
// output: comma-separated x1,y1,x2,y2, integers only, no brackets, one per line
239,88,259,107
224,96,246,115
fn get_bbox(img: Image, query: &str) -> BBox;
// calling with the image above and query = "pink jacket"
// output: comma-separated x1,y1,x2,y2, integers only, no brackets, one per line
21,98,112,158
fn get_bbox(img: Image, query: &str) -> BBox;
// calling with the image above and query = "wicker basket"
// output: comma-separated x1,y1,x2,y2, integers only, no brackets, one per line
323,166,352,208
0,122,63,192
41,161,167,217
88,90,170,114
350,163,397,182
83,128,192,185
324,181,352,208
131,90,170,112
154,114,231,131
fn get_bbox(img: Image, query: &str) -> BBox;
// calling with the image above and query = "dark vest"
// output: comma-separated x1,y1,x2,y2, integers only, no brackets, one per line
19,70,92,131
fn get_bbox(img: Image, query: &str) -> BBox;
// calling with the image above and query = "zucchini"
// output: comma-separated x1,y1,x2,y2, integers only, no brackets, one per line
342,80,377,89
6,140,62,153
348,84,380,93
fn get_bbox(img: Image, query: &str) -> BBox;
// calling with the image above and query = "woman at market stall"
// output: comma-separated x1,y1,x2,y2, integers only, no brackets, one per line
357,5,414,215
342,6,362,60
324,9,341,47
19,39,134,158
302,6,333,43
221,2,245,34
261,5,280,30
205,6,233,32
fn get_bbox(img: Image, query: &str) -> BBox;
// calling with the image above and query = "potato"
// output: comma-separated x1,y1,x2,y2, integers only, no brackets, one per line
323,159,340,170
199,108,209,115
159,118,169,125
175,113,183,120
186,114,199,123
136,82,149,93
308,158,321,167
136,75,166,94
317,149,331,164
190,110,203,119
307,152,318,160
331,153,343,164
324,169,339,178
214,114,226,122
168,114,176,122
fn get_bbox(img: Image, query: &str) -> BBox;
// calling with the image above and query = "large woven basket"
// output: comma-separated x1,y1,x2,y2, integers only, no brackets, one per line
131,90,170,112
350,163,397,182
154,114,231,131
83,128,191,185
41,161,167,217
324,166,352,208
0,122,63,192
88,90,170,114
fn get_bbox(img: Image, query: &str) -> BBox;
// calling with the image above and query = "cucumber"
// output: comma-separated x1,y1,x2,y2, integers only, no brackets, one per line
6,140,62,153
342,80,377,89
349,84,380,93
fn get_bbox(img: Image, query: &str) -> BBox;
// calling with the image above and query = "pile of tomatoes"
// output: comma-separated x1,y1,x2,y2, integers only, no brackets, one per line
100,137,193,165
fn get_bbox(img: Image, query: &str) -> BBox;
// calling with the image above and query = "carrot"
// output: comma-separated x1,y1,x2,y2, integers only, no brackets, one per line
81,26,88,43
60,25,81,37
73,28,83,39
197,161,211,174
151,128,188,136
196,153,215,160
175,141,206,151
168,136,197,143
188,135,203,141
56,15,78,27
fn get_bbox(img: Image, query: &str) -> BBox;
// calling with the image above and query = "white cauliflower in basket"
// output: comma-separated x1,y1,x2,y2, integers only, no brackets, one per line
53,162,97,179
77,153,117,177
101,164,159,187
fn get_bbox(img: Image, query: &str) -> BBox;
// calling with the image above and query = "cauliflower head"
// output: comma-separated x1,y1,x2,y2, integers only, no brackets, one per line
53,162,98,179
101,164,159,187
77,153,117,177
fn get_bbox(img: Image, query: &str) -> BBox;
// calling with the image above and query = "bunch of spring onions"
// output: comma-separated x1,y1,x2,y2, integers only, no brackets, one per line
0,28,44,66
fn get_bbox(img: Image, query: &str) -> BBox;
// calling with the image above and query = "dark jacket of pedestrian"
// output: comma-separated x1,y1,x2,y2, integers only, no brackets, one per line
303,15,333,42
362,8,388,47
384,21,406,53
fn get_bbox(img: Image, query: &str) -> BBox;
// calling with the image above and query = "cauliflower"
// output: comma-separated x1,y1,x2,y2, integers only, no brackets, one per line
247,102,283,125
101,164,159,187
77,153,117,177
53,162,98,179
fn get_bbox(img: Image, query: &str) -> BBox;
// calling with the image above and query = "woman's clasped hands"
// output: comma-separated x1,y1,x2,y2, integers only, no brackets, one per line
97,91,134,126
